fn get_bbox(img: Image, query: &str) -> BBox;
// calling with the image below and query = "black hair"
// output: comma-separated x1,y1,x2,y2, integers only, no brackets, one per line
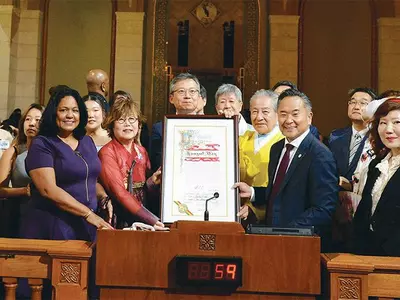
39,86,87,139
272,80,297,92
278,88,312,111
348,87,376,100
83,93,109,113
48,85,70,97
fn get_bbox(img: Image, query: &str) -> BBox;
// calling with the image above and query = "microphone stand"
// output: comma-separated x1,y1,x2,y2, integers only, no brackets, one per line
204,192,219,221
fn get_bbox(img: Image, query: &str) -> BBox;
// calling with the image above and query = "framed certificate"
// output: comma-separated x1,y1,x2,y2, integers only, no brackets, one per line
161,115,239,223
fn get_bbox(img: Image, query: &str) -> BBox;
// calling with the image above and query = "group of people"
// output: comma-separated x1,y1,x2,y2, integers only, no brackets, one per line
0,69,399,296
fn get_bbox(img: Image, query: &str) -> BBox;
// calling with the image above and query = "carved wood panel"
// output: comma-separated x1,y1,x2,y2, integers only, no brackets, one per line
338,277,361,300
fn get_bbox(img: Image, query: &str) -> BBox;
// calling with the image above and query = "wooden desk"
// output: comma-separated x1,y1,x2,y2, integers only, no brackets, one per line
321,253,400,300
97,221,321,299
0,238,92,300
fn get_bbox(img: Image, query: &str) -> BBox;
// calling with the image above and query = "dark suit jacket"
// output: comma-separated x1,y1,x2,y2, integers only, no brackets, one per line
150,121,163,172
352,157,400,256
328,127,368,181
254,132,339,239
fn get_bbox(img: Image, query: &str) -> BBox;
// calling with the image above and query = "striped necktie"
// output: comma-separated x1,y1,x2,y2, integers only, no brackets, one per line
349,133,362,165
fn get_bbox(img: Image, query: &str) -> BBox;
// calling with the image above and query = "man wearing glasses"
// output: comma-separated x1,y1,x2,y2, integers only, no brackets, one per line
150,73,203,172
328,87,376,188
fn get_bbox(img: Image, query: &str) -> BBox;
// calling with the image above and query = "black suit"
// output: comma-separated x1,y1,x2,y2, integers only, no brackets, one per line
254,131,339,248
353,156,400,256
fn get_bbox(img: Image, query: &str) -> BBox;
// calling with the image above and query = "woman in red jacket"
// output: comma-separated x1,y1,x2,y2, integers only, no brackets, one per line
99,98,166,230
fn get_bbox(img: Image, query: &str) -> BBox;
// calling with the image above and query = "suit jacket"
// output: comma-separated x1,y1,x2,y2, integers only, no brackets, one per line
352,156,400,256
328,127,368,181
149,121,163,172
254,132,339,238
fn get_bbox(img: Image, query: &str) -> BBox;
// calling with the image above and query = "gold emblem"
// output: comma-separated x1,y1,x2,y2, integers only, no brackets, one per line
191,0,221,28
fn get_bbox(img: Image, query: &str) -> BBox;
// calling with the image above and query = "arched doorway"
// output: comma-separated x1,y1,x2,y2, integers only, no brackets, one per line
151,0,260,122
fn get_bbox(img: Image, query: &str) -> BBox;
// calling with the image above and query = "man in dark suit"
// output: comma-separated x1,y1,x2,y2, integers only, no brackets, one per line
328,87,376,189
235,89,338,249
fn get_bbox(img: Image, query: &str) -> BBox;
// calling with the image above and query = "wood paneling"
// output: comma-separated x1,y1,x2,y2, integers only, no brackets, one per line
97,221,321,299
300,0,374,137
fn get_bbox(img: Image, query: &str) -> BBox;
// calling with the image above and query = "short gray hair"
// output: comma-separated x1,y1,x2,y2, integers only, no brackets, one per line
215,84,242,104
278,88,312,112
169,73,200,94
250,89,278,112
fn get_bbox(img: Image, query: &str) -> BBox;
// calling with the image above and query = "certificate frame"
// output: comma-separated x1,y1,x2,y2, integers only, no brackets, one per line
160,115,239,223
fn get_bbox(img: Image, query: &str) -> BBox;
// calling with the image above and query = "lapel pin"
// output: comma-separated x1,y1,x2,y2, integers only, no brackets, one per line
298,154,302,158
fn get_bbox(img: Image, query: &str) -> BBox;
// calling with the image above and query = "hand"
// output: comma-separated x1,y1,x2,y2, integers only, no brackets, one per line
237,205,249,220
339,176,352,191
232,182,252,198
106,199,113,224
151,167,162,185
218,108,235,119
26,184,31,197
85,211,114,230
153,221,169,231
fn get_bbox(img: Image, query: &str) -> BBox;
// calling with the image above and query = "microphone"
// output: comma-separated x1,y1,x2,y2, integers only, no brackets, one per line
204,192,219,221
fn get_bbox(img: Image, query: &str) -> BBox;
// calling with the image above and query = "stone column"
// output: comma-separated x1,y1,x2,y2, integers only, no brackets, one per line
114,12,145,107
0,5,13,119
13,9,42,110
378,18,400,92
269,15,300,87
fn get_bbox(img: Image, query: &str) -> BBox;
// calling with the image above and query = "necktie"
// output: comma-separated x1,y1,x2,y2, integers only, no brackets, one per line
266,144,294,225
349,133,362,165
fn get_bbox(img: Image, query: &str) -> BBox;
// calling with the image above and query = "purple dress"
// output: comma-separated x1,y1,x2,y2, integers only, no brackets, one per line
21,135,101,242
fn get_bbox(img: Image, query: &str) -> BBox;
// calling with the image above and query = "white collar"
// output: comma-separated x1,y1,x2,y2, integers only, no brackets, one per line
284,128,310,149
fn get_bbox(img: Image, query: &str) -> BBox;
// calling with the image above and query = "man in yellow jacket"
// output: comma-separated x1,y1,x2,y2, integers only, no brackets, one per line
239,89,284,222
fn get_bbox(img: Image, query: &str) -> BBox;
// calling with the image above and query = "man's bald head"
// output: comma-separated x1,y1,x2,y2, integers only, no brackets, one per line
86,69,110,97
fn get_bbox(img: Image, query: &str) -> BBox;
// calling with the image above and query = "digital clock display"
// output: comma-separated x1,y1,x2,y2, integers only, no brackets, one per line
175,256,242,287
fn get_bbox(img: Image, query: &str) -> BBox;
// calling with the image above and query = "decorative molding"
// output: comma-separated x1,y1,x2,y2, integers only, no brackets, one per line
60,263,80,284
338,277,361,300
243,0,259,102
199,234,216,251
153,0,168,123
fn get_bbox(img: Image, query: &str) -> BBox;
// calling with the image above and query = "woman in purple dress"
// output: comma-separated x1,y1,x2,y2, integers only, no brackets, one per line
21,87,113,241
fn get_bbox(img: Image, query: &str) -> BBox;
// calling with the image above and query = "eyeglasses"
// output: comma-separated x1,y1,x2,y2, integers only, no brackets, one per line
116,117,138,124
348,100,370,107
172,88,199,96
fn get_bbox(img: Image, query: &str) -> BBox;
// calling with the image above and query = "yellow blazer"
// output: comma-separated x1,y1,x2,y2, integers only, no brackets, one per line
239,128,284,221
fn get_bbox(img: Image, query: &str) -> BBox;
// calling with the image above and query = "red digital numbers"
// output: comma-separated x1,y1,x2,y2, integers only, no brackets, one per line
214,263,237,280
188,262,238,281
188,262,211,280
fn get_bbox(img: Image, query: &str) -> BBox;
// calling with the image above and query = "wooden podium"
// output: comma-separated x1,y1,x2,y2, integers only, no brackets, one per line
96,221,321,299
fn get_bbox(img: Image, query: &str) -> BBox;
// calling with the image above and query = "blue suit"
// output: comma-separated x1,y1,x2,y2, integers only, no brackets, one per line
328,127,368,181
150,121,163,172
254,132,339,246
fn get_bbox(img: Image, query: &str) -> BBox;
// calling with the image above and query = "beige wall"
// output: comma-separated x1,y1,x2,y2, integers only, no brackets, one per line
45,0,112,100
114,11,144,106
269,15,299,89
378,17,400,93
0,5,13,120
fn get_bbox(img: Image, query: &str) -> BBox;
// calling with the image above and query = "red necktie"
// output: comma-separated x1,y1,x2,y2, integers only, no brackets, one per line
267,144,294,225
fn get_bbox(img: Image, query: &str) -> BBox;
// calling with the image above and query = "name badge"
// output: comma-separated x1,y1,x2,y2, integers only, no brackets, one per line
0,140,10,150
